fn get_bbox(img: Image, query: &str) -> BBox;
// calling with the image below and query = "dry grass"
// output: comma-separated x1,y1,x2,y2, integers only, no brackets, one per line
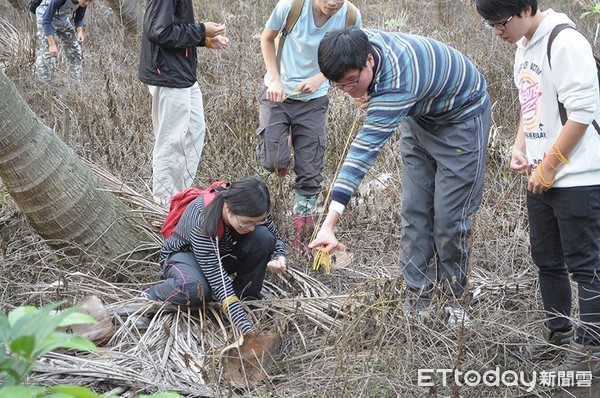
2,0,600,396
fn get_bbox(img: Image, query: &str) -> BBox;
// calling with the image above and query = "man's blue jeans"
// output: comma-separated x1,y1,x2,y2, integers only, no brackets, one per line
527,185,600,345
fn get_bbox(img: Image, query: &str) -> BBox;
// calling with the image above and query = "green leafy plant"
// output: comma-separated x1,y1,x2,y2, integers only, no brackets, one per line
384,18,406,30
0,193,8,207
0,303,180,398
0,303,98,388
581,3,600,18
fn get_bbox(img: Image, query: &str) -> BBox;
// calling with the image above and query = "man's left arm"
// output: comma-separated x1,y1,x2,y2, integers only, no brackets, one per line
143,0,205,49
331,95,411,208
73,6,87,30
42,0,61,35
74,8,87,43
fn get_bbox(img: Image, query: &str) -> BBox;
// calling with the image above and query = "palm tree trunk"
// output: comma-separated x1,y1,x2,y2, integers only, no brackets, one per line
105,0,143,34
0,69,151,275
7,0,28,10
436,0,469,28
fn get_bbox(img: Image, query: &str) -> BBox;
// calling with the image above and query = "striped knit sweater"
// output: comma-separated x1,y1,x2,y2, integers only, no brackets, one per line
160,196,286,333
331,29,490,212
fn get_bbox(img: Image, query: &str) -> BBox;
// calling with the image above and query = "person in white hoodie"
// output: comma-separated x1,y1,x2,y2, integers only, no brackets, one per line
476,0,600,374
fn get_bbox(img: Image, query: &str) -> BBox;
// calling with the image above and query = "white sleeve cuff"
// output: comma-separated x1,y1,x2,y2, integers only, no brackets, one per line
329,201,346,215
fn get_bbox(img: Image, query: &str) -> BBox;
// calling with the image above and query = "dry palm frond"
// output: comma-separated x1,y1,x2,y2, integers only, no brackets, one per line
82,157,167,230
25,265,543,396
32,295,217,395
27,271,351,396
470,266,536,303
0,18,33,69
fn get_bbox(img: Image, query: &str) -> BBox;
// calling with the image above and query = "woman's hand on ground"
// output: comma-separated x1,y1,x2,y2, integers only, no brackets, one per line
267,257,287,273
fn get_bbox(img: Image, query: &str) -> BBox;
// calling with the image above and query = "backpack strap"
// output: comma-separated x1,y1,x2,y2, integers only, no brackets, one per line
547,24,600,134
283,0,304,37
161,187,202,238
345,1,358,28
160,181,229,239
203,181,228,240
276,0,305,72
547,24,571,127
546,24,571,67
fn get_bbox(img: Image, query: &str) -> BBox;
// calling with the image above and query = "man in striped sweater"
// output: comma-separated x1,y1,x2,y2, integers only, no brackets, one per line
309,28,491,320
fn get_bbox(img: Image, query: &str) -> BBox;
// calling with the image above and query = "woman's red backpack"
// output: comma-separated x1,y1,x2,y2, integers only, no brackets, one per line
161,181,228,239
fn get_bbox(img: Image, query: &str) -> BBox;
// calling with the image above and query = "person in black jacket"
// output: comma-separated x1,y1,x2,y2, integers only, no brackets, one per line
139,0,229,205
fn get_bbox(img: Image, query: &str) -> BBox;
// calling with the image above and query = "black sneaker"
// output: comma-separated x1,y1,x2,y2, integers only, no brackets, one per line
517,326,573,363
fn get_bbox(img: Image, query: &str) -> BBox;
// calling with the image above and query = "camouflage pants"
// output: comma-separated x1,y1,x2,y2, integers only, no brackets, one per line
34,4,82,81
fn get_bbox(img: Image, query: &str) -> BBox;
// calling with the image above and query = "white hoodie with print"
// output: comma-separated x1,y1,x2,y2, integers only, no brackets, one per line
514,9,600,187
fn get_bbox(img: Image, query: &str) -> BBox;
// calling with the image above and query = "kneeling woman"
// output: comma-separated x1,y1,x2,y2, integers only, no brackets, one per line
144,175,287,333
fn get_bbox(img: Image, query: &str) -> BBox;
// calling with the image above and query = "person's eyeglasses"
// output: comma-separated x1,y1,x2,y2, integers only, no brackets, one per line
330,69,362,90
483,15,514,31
234,214,266,229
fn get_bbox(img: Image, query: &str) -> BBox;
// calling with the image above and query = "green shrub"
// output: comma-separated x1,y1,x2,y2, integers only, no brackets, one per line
581,3,600,18
0,303,179,398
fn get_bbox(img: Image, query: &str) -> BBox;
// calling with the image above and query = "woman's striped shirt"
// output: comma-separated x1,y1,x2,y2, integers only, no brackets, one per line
160,195,286,333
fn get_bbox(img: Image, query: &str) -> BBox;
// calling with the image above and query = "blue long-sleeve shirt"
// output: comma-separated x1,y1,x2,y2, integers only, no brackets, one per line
331,30,490,211
42,0,87,36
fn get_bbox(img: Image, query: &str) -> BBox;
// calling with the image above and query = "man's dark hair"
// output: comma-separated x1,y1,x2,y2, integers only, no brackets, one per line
476,0,537,21
318,28,372,82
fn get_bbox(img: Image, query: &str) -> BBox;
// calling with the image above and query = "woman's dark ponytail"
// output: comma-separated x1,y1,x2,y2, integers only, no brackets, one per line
200,191,226,238
200,176,270,237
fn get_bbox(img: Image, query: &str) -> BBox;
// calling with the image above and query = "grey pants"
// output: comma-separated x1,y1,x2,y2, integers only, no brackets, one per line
399,102,491,298
256,85,327,196
148,83,206,205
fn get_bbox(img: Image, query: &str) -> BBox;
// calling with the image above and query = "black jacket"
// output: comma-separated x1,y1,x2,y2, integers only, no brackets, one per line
138,0,206,88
